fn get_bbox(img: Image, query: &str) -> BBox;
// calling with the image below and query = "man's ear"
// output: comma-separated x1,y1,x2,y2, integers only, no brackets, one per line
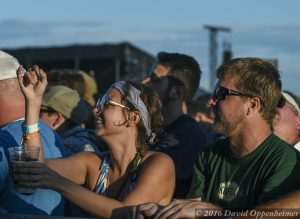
169,85,184,100
296,115,300,130
52,112,66,130
247,97,260,115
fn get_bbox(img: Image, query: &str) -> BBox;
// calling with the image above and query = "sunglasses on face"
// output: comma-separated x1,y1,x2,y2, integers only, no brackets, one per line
212,86,254,101
96,94,131,112
277,95,286,108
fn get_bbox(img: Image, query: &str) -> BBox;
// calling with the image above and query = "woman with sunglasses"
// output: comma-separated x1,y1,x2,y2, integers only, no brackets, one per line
14,66,175,218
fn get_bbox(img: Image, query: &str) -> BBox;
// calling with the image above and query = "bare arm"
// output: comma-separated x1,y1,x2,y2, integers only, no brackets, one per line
123,153,175,206
17,66,96,184
17,66,46,161
15,152,175,218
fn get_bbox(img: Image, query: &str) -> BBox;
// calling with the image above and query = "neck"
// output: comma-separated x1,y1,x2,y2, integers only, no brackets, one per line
0,79,26,127
0,98,25,127
229,119,272,157
104,133,138,176
289,136,300,146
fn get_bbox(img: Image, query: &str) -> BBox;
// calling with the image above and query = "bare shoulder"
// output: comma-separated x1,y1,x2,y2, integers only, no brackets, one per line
78,151,102,160
139,151,175,175
64,151,101,163
76,151,106,168
62,151,103,173
143,151,174,165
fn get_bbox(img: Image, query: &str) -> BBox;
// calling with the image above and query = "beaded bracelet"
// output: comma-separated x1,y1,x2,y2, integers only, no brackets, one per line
21,131,40,145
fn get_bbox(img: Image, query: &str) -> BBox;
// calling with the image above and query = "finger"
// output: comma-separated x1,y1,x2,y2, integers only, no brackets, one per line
155,205,181,219
135,203,157,219
138,203,157,212
33,65,40,72
17,66,25,89
133,205,144,219
13,173,40,182
12,160,41,168
38,69,48,90
33,65,41,80
25,70,36,85
39,68,47,83
154,203,178,219
16,179,41,188
168,202,198,219
168,209,188,219
142,204,160,218
12,162,44,174
13,166,37,174
28,69,38,84
153,199,185,219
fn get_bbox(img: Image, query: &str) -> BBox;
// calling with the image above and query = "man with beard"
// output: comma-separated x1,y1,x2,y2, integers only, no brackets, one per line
134,57,300,219
142,52,208,198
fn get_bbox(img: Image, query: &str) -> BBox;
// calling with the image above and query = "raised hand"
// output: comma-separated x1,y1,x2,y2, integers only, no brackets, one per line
17,65,47,102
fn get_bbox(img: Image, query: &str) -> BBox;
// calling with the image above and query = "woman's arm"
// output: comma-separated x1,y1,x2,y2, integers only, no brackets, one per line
17,66,98,185
15,152,175,218
17,66,46,161
123,152,175,206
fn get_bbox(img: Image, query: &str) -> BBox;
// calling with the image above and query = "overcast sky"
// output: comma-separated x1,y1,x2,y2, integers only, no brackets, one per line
1,0,299,95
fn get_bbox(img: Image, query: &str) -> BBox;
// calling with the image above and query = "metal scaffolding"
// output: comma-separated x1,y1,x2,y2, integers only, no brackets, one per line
204,25,231,90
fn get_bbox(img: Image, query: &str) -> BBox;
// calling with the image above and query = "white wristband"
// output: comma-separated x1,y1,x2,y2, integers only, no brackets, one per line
22,122,40,134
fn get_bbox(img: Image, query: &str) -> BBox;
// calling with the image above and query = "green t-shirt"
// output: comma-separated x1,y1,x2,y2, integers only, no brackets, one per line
188,134,300,210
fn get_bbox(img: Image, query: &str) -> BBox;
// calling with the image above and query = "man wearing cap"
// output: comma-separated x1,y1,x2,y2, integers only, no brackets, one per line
273,91,300,150
0,51,66,216
40,85,102,155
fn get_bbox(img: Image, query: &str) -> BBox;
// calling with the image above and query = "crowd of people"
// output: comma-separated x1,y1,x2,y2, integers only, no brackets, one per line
0,49,299,218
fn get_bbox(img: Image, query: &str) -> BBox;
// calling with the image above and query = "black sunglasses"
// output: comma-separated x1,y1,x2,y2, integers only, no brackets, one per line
213,86,254,101
277,95,286,108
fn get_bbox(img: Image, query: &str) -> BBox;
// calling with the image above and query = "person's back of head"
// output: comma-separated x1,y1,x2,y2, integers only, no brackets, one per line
216,57,282,125
284,90,300,107
0,51,25,126
46,69,86,97
156,52,202,105
78,70,98,107
41,85,89,132
273,91,300,145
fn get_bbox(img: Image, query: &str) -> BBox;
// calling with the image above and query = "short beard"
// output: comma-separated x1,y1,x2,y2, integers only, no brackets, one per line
213,109,244,137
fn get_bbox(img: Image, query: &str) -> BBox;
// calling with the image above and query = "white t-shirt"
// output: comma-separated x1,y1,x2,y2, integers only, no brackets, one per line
294,141,300,152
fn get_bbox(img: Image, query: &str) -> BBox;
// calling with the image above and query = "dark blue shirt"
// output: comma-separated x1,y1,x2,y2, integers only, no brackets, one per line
150,114,208,198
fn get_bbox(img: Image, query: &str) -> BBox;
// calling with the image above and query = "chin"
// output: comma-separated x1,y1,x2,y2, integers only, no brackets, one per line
213,122,231,137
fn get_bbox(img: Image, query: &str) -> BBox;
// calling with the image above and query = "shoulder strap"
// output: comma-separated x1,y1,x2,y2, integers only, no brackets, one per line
93,153,111,195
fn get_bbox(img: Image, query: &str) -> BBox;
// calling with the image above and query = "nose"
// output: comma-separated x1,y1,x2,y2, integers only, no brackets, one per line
141,77,150,85
207,97,217,107
93,106,102,118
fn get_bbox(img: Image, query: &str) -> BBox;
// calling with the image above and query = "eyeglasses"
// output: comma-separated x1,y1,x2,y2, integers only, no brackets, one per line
96,94,131,112
277,95,286,108
212,86,254,101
